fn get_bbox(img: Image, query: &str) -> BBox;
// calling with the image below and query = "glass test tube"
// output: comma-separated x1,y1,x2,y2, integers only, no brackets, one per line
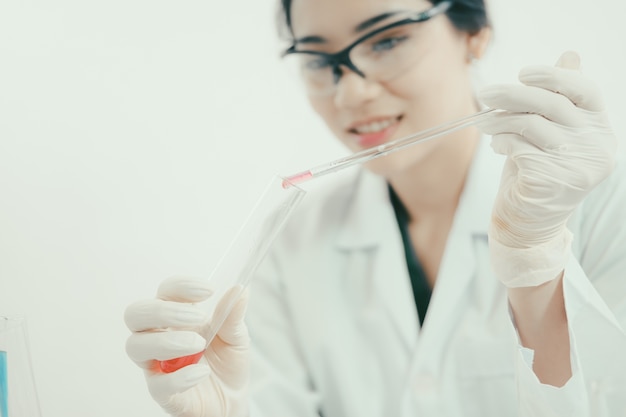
0,317,42,417
157,175,306,373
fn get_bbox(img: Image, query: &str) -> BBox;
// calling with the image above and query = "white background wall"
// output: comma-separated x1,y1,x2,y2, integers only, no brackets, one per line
0,0,624,416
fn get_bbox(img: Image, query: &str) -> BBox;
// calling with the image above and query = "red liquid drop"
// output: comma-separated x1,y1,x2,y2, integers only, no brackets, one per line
282,172,312,189
157,350,205,373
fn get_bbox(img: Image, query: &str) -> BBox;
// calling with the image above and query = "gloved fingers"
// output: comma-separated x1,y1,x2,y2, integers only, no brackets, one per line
490,132,532,157
126,329,206,364
125,299,209,332
478,84,582,127
478,112,567,150
157,275,214,303
203,287,250,389
214,286,250,347
145,364,211,404
490,133,554,183
554,50,581,71
517,60,605,112
491,131,614,200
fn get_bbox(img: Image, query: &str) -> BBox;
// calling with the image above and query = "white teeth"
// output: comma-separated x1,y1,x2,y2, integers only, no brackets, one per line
354,117,397,134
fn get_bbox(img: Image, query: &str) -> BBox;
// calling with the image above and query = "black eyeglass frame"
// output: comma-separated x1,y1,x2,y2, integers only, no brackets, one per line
281,0,454,85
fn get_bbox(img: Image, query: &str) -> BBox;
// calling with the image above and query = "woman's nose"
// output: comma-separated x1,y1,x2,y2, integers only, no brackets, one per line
333,70,383,109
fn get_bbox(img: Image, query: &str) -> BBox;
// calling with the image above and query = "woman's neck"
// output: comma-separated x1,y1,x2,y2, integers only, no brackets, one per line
387,126,481,224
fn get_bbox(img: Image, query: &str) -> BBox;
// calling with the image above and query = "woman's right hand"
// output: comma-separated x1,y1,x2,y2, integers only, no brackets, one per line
124,276,250,417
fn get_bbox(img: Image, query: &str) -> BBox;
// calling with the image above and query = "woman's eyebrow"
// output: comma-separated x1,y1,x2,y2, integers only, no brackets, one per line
294,11,403,45
294,35,326,45
354,11,403,33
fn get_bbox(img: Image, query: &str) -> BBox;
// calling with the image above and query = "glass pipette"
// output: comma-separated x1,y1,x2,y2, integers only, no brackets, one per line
283,108,497,187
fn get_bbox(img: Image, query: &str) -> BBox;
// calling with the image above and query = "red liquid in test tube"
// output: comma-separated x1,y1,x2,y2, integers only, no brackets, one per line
156,351,205,373
282,171,312,189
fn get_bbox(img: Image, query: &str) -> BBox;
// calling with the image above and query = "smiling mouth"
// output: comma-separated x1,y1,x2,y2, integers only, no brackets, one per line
349,115,403,135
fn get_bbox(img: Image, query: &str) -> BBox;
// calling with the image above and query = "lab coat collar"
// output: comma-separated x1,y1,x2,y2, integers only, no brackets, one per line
334,168,421,351
332,137,503,353
335,136,503,250
454,136,504,236
334,168,392,250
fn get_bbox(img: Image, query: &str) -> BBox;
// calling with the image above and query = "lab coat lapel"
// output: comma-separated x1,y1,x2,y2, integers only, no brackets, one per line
333,138,504,357
414,206,476,361
411,138,504,360
336,170,419,352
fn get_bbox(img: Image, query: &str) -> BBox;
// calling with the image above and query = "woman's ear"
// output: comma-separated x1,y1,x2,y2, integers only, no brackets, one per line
467,27,492,62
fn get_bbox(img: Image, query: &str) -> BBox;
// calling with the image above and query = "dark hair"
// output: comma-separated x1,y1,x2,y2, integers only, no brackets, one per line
278,0,490,40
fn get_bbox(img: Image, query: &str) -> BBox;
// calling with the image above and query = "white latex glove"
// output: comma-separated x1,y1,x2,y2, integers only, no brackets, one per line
125,276,250,417
478,51,618,287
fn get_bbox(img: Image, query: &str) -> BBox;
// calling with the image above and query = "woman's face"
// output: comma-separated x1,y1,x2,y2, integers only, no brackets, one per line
289,0,488,177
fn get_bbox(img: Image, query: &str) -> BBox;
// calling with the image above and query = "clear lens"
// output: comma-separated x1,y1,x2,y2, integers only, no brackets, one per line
285,52,336,96
285,19,425,96
351,23,423,82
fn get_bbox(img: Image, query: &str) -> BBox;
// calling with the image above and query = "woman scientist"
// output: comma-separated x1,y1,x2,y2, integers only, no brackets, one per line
124,0,626,415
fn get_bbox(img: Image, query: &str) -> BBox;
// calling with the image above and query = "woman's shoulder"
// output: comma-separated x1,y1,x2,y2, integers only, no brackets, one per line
278,168,364,245
269,167,392,257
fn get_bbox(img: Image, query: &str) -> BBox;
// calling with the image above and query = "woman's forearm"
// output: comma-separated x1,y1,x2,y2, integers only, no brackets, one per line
507,273,572,387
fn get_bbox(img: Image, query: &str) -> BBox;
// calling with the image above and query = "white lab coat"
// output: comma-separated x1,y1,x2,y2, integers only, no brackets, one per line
247,138,626,417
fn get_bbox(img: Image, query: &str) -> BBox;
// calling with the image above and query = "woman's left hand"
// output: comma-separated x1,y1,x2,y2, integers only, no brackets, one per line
478,51,618,288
